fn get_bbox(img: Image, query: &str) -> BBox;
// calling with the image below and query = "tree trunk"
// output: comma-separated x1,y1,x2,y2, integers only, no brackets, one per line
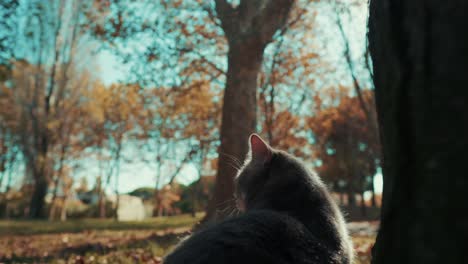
114,194,119,221
0,172,4,191
48,200,57,220
360,192,367,217
204,0,295,224
369,1,468,263
98,191,106,218
153,190,161,217
205,42,263,221
29,175,48,218
191,181,198,218
60,197,67,221
347,184,356,206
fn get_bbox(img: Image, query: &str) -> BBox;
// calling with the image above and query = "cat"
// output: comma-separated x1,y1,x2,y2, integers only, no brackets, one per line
164,134,353,264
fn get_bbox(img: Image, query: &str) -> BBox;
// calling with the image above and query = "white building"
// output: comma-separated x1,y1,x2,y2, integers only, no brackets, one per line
108,194,146,221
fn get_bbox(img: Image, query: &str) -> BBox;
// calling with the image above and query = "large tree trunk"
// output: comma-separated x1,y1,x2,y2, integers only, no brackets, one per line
369,1,468,263
204,0,295,223
29,174,48,218
206,43,263,221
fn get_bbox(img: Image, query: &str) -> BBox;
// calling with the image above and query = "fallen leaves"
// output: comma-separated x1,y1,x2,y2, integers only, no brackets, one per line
0,228,190,264
0,222,378,264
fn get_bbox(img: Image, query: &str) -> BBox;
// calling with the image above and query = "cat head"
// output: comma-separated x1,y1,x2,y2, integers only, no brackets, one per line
234,134,320,212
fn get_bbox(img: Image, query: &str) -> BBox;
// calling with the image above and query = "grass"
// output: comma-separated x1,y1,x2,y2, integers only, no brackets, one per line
0,214,376,264
0,213,204,236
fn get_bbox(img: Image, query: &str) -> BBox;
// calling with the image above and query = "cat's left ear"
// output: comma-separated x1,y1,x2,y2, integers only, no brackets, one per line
249,134,272,164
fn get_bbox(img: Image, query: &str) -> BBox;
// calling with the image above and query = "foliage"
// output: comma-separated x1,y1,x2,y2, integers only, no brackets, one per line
175,176,214,214
129,187,156,201
308,89,380,202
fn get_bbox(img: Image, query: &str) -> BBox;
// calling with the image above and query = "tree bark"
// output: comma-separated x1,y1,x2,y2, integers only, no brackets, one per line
369,1,468,263
360,191,367,217
60,197,67,221
29,174,48,218
204,0,295,223
206,42,263,221
98,193,106,218
347,183,356,207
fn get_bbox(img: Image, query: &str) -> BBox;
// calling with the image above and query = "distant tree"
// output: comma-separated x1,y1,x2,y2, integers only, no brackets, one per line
0,84,19,192
0,0,21,192
0,0,18,75
369,1,468,263
85,83,144,218
308,89,380,211
0,0,94,218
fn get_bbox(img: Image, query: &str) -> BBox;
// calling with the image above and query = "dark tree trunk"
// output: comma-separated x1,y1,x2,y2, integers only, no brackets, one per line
369,1,468,263
191,191,197,218
98,191,106,218
29,175,48,218
191,179,198,218
114,195,119,221
360,192,367,217
347,184,356,207
204,0,294,223
206,43,263,221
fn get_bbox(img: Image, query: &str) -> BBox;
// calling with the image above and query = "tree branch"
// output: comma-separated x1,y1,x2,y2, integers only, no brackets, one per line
334,6,371,123
214,0,236,36
167,146,197,185
253,0,295,44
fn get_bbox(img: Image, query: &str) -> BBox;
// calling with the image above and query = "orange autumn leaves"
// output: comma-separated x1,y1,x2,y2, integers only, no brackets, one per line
257,85,379,197
308,89,380,190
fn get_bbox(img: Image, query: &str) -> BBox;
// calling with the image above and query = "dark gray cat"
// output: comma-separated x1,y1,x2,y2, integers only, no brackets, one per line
164,134,353,264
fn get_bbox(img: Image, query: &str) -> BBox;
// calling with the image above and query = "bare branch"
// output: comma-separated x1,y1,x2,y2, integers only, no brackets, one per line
334,6,370,121
167,146,197,185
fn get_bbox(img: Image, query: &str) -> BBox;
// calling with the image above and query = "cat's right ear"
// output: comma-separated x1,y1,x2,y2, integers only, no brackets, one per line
249,134,272,164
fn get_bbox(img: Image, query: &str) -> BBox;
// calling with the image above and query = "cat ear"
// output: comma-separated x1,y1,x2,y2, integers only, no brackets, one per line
249,134,272,163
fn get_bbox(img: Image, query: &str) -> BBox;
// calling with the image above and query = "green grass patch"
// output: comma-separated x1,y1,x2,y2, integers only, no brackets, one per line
0,213,204,236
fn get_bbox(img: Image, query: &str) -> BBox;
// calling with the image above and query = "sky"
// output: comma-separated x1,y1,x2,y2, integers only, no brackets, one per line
86,1,383,195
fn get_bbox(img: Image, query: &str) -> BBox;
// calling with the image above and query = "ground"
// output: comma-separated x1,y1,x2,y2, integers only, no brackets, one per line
0,215,377,264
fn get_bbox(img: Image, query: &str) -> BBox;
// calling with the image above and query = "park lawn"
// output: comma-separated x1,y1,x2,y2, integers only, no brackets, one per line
0,213,204,236
0,214,376,264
